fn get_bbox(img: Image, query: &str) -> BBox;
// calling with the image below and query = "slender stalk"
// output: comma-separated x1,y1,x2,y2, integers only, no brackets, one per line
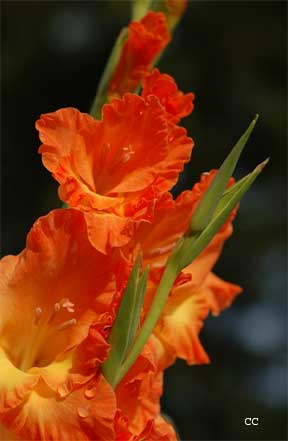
113,258,178,388
90,28,128,120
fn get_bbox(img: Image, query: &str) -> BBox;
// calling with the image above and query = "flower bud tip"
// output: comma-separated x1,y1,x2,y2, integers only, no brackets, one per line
257,157,270,172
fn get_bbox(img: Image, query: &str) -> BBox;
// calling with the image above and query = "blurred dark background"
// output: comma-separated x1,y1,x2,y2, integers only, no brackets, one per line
1,1,287,440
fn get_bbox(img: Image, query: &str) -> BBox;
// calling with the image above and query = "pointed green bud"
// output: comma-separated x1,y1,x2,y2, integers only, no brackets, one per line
178,158,269,271
190,115,259,235
102,256,149,388
131,0,151,20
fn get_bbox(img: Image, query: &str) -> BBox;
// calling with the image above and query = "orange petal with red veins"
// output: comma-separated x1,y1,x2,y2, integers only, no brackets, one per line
142,68,194,123
1,375,116,441
204,272,242,316
155,280,210,365
109,12,170,98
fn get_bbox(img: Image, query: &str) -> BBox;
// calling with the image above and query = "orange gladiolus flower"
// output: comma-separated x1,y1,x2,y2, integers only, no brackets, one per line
0,209,123,440
108,12,170,99
36,93,193,254
123,170,242,367
142,68,194,123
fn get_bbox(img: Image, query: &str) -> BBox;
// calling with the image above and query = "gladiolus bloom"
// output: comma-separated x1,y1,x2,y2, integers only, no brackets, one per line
36,93,193,254
0,209,120,440
108,12,170,99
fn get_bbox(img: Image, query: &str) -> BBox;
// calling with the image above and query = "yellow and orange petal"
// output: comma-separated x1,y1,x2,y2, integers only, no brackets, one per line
109,12,170,99
36,95,193,253
0,208,124,438
150,271,241,366
0,209,119,373
1,375,116,441
142,68,194,123
153,278,210,365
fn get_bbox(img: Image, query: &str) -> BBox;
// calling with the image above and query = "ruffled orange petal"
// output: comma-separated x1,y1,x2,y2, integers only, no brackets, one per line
0,208,118,373
37,96,193,253
1,375,116,441
116,336,164,435
83,210,134,254
142,68,194,123
203,272,242,316
94,94,168,195
134,417,177,441
109,12,170,98
35,317,111,398
114,411,177,441
154,279,210,365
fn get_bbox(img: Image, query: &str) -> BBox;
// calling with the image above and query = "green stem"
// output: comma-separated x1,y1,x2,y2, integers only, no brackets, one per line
113,258,178,388
90,28,128,120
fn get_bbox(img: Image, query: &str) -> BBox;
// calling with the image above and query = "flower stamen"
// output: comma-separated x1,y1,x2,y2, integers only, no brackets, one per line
57,318,77,331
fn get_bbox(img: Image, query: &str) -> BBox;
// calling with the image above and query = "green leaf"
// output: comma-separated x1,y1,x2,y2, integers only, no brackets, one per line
101,256,149,387
90,28,128,120
190,115,259,235
113,160,268,388
178,158,269,271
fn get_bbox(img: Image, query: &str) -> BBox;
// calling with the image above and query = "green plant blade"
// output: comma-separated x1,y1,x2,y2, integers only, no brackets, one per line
101,257,139,381
113,158,267,388
90,28,128,120
129,265,150,344
179,158,268,271
190,115,259,235
102,256,148,385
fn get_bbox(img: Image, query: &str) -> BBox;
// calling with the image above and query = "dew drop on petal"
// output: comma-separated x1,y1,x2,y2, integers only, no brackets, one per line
58,383,69,398
78,406,90,418
84,384,98,398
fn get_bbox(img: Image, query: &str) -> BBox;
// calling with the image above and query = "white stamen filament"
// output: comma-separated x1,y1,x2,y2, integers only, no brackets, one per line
48,302,61,324
20,300,77,371
57,318,77,331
